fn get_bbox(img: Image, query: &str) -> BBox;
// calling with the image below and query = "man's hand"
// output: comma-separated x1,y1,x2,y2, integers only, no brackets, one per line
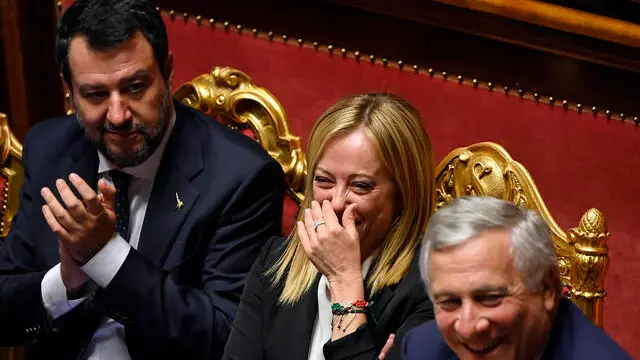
378,334,395,360
41,174,117,264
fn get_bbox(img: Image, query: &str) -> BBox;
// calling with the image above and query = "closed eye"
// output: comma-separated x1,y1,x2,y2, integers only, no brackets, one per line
350,181,374,194
475,294,504,307
313,175,333,188
437,299,461,311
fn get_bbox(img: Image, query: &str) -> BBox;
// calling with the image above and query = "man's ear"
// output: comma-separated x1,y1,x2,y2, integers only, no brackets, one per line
163,52,174,87
61,73,75,113
61,73,71,94
540,269,560,312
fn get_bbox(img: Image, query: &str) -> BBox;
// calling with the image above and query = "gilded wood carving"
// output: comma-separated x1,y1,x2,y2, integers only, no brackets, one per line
435,141,608,326
173,67,307,203
0,113,24,240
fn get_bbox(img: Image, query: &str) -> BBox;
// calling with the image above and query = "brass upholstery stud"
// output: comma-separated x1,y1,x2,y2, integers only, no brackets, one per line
504,86,509,94
549,96,555,104
369,55,375,63
56,1,62,11
591,106,598,114
196,15,202,24
327,45,334,53
472,79,478,88
354,51,361,60
182,13,188,21
340,48,347,57
382,58,388,66
297,38,303,45
169,10,176,19
441,71,448,78
518,88,525,97
413,65,419,72
427,68,434,77
397,60,404,69
562,100,569,109
267,31,274,40
312,42,319,49
620,113,625,121
223,21,230,30
236,24,243,33
208,18,215,26
533,92,540,100
281,34,288,41
634,117,639,125
252,29,258,35
457,75,463,84
576,103,582,112
487,82,494,90
605,110,611,118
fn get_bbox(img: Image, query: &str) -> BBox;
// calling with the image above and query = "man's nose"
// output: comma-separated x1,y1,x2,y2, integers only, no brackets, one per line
107,93,131,126
454,303,489,339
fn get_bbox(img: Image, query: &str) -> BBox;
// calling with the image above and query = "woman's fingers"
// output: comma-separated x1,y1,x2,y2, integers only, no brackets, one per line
303,208,320,245
342,203,359,239
321,200,340,228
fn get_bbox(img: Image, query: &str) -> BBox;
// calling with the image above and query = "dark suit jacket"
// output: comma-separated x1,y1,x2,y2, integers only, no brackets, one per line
223,236,434,360
0,101,285,360
401,298,632,360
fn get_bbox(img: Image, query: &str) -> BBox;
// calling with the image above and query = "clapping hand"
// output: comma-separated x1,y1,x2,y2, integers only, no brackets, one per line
41,174,117,265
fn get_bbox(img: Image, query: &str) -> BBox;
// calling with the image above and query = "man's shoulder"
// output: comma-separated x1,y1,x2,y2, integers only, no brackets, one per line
26,115,78,141
176,102,276,167
403,320,456,360
24,115,82,155
551,300,632,359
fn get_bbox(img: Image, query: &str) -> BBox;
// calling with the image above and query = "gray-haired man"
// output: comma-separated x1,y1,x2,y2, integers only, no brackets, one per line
401,196,630,360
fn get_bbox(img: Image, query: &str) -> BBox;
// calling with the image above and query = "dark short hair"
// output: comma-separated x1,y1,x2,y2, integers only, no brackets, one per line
56,0,169,86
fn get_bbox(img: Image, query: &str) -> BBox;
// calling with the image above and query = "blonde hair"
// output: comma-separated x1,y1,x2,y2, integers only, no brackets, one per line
270,93,435,304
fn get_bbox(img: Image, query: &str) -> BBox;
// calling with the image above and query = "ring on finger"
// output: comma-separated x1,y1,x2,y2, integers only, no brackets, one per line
313,219,326,232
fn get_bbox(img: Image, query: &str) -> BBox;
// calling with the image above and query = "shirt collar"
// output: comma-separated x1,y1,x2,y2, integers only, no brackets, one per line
98,108,176,180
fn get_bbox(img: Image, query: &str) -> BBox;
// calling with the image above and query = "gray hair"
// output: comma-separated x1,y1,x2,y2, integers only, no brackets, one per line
420,196,558,297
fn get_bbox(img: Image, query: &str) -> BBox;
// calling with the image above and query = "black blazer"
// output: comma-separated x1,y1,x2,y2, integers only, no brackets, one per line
223,236,434,360
0,102,285,360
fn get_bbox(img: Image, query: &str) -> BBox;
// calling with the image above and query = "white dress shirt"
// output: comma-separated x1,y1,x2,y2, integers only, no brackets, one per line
40,111,175,359
308,249,380,360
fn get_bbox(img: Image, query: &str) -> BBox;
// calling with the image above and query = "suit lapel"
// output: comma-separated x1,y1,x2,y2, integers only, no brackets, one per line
137,103,202,266
272,277,320,359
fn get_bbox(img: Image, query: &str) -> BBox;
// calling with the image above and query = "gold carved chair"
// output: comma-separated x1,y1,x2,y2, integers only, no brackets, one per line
0,113,24,245
435,142,608,326
0,113,24,360
173,67,307,234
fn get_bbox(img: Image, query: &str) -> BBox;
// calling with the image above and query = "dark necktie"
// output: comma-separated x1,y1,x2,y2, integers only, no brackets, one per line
110,170,131,241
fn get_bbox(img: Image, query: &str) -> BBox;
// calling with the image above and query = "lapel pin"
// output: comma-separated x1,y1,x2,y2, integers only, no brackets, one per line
175,192,184,210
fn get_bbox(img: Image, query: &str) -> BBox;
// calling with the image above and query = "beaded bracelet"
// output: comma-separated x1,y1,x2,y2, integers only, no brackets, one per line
331,300,372,332
331,300,372,315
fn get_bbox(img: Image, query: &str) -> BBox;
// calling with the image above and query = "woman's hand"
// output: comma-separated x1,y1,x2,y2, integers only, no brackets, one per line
298,200,367,341
297,200,361,286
